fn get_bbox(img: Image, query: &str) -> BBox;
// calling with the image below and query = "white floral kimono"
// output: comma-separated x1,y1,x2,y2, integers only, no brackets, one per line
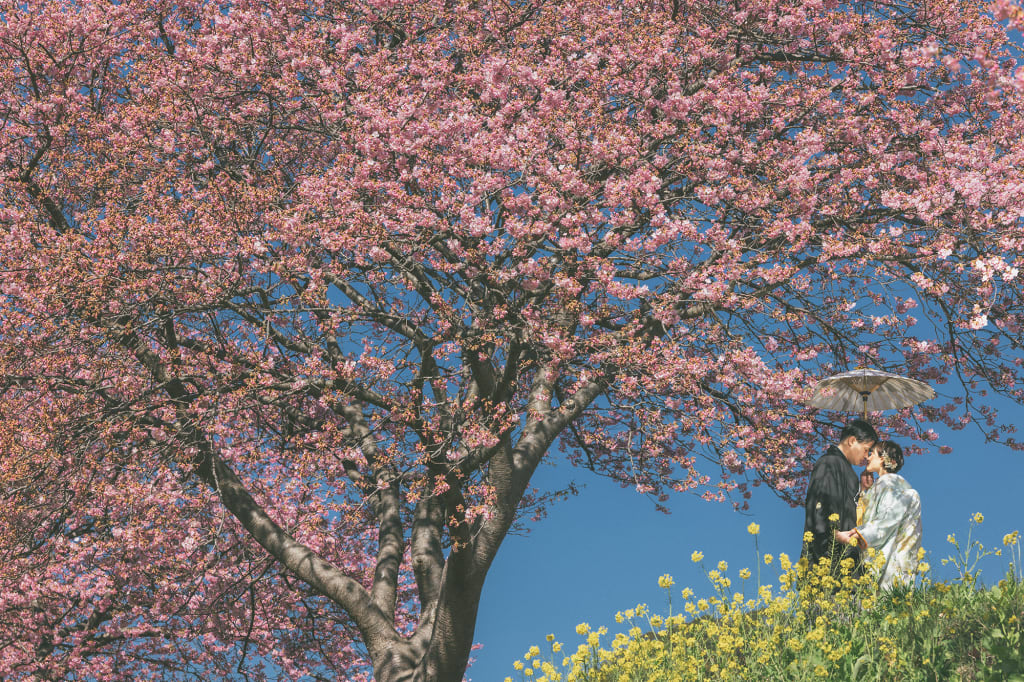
857,473,922,589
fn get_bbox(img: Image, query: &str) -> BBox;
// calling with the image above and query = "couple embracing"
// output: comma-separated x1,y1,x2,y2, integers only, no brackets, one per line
802,419,923,589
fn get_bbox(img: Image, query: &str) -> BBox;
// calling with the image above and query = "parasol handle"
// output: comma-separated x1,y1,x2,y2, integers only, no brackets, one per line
860,391,869,419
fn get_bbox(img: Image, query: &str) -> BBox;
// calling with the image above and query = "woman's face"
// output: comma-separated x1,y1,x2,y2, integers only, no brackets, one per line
865,446,885,474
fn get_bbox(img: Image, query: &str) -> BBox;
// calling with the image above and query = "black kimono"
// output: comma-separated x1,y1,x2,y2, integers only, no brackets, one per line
802,445,861,574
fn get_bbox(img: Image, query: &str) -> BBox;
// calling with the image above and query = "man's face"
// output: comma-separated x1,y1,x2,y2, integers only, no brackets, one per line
844,437,875,466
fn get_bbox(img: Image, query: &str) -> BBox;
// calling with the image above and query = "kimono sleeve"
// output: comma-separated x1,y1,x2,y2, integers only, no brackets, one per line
805,456,848,541
857,478,909,549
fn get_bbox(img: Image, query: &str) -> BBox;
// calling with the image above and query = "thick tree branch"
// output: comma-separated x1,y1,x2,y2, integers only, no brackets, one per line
107,321,405,664
409,495,444,622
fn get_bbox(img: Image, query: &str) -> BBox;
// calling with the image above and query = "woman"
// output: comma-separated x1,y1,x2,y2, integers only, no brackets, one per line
837,441,922,589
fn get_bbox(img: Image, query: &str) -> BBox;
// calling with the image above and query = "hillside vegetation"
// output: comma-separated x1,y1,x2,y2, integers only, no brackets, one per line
506,519,1023,681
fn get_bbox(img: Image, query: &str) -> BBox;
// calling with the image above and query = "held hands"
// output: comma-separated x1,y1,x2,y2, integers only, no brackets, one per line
835,528,867,550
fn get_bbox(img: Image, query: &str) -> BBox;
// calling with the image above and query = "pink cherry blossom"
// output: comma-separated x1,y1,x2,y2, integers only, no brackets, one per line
2,0,1024,680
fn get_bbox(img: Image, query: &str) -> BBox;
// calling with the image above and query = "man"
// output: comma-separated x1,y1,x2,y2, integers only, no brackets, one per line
802,419,878,576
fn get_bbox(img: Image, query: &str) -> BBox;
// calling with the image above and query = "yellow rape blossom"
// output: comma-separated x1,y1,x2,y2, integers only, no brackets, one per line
508,520,1023,682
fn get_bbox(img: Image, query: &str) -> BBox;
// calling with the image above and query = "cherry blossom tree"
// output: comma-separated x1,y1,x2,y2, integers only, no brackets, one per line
2,0,1023,679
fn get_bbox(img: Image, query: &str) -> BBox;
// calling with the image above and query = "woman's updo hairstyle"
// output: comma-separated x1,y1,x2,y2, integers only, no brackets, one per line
876,440,904,474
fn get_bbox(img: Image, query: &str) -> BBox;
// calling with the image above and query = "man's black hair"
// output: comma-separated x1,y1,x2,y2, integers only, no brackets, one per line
839,419,878,444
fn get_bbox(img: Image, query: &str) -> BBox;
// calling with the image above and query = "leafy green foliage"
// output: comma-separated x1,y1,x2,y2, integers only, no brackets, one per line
507,520,1023,681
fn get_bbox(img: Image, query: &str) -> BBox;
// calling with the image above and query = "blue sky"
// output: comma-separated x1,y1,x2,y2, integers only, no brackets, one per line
468,396,1024,680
